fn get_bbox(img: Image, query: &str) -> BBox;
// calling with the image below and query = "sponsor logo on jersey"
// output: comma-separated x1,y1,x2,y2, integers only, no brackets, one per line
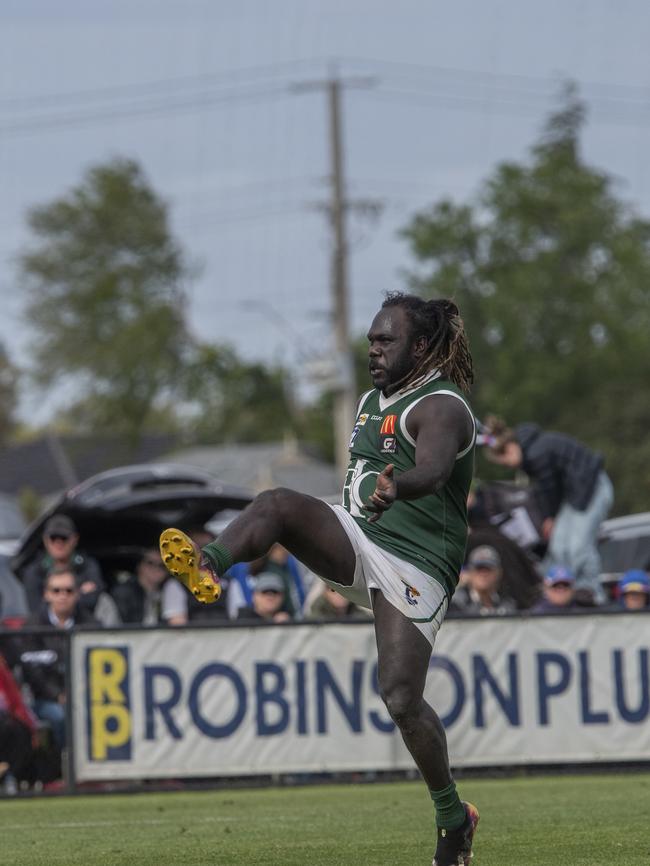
371,415,383,421
381,436,398,454
349,413,370,449
380,414,397,435
402,582,421,606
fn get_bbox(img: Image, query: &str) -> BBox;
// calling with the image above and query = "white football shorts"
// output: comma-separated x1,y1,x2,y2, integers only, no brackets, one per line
323,504,449,648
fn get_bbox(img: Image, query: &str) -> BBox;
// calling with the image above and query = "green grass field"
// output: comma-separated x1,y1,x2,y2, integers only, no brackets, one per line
3,773,649,866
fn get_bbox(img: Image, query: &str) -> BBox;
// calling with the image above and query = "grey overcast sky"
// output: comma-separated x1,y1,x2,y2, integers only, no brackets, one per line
2,0,650,420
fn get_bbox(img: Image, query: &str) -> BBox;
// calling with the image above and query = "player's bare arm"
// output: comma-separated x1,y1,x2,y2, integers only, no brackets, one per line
365,395,472,520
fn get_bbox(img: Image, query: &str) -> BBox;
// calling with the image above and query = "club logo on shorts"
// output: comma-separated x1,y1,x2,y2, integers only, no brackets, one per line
402,582,421,606
380,414,397,435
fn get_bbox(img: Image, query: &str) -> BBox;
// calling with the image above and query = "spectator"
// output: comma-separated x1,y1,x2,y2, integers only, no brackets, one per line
304,579,372,619
617,569,650,611
237,573,291,623
483,418,613,604
23,515,106,617
263,544,307,618
531,565,580,613
227,544,306,620
111,548,169,625
465,526,542,610
451,545,516,616
19,566,99,752
0,652,37,791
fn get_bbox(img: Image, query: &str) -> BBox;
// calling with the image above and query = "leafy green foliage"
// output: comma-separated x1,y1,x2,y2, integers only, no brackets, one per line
20,158,190,442
0,342,18,444
402,87,650,512
181,343,296,444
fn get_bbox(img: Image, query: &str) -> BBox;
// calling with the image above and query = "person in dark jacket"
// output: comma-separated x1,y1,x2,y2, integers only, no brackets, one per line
483,418,613,603
111,548,170,625
22,514,105,616
18,566,99,751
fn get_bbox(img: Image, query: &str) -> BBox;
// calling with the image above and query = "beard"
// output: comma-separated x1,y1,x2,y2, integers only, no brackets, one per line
370,344,417,393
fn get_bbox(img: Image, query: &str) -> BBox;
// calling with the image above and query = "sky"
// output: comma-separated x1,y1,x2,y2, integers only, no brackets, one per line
2,0,650,421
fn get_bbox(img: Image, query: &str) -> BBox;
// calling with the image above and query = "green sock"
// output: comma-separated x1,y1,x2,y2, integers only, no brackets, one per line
202,541,233,577
429,782,466,830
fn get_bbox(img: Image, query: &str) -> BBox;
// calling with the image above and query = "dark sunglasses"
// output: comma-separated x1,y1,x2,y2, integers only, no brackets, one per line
549,581,572,590
48,534,71,543
48,586,76,595
260,589,282,596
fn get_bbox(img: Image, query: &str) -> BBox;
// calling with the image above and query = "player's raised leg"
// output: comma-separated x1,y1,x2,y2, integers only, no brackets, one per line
372,590,478,866
161,488,357,601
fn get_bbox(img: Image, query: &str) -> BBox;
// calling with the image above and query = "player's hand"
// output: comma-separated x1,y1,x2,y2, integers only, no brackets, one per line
363,464,397,523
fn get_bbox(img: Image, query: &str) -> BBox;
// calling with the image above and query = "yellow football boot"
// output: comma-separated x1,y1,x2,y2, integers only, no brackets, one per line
159,528,221,604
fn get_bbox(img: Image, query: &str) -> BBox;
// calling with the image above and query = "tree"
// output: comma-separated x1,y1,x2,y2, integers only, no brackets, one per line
0,343,19,444
181,343,297,444
401,86,650,513
20,158,190,443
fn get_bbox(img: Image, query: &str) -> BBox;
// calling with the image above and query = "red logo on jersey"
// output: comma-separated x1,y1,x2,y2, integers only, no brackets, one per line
380,415,397,435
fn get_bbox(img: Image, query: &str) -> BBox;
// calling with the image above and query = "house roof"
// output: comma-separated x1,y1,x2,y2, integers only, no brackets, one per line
162,440,341,500
0,433,176,497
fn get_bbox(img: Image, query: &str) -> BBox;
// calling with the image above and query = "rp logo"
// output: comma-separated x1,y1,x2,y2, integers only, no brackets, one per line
86,647,132,761
403,583,420,606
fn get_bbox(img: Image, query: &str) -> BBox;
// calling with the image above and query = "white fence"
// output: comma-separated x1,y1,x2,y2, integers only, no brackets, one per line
70,613,650,782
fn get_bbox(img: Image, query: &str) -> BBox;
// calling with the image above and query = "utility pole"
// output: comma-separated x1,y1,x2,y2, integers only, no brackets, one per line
328,76,356,480
292,72,378,479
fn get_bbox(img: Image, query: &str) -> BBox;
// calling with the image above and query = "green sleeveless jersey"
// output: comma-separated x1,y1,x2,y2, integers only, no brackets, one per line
342,370,475,596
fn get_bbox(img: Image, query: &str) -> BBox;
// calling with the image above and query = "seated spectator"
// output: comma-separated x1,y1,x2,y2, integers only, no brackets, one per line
19,566,99,753
0,652,37,792
304,580,371,619
227,544,306,620
263,544,307,618
465,523,542,610
112,548,169,625
451,545,516,616
23,515,106,618
617,570,650,611
237,573,291,623
530,565,580,613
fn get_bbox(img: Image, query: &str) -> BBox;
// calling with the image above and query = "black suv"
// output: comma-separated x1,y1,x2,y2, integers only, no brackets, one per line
11,463,252,589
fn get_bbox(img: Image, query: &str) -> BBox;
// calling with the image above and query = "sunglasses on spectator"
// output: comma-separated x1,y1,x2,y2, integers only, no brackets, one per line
48,586,76,595
260,589,282,596
549,581,572,590
48,534,72,542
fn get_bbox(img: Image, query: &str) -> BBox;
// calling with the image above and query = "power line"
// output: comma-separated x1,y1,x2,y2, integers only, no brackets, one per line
0,58,318,111
5,56,650,139
0,81,291,137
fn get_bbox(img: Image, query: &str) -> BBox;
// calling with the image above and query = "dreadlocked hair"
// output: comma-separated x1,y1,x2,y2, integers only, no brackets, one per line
382,291,474,393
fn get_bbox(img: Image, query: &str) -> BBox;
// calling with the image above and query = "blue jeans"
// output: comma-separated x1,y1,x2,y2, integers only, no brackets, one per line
544,470,614,603
33,699,66,751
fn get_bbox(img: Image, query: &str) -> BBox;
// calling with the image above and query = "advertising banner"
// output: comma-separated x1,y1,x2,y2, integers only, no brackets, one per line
70,614,650,781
